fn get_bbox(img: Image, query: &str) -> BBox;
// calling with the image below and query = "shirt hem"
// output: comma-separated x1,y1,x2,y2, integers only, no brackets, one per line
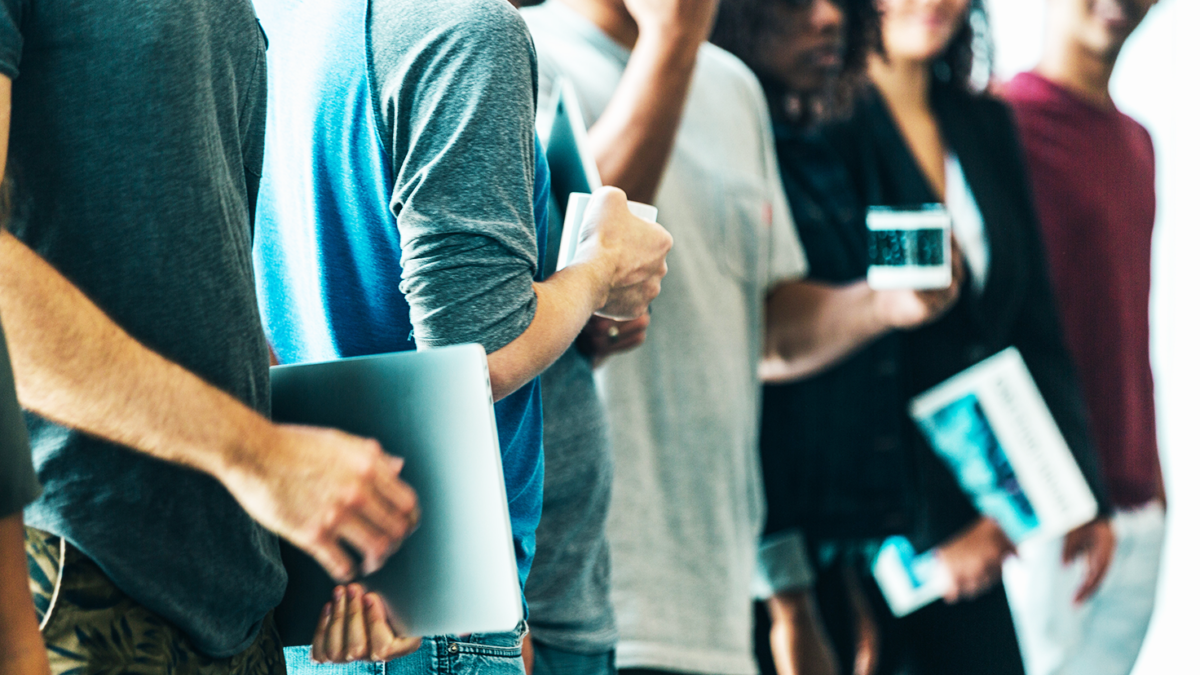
615,641,758,675
526,622,618,654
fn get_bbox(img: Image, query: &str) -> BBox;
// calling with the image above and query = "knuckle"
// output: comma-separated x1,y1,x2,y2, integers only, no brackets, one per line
370,539,391,561
345,488,367,511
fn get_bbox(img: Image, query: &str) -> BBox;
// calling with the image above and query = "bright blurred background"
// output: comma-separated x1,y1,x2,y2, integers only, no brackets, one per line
985,0,1200,671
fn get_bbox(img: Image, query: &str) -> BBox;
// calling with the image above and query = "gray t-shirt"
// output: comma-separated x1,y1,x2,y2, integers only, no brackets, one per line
0,0,284,658
254,0,546,585
371,0,541,352
0,320,38,519
524,346,618,653
525,3,807,673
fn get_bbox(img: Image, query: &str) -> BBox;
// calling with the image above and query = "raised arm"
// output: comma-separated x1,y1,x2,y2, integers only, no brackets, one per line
578,0,720,202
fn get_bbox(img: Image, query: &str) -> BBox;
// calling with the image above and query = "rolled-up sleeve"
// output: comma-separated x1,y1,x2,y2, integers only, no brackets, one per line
382,1,541,353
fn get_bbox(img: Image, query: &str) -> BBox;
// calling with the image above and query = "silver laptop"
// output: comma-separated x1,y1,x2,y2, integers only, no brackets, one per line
269,344,522,645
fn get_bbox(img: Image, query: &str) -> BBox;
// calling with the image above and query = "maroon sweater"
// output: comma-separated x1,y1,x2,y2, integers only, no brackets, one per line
1005,71,1160,508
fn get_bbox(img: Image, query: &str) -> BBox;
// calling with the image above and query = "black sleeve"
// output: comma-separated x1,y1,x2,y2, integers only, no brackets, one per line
992,100,1114,517
0,0,25,79
0,320,39,518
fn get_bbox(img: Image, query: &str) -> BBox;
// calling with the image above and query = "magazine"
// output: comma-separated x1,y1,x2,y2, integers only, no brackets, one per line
874,348,1099,616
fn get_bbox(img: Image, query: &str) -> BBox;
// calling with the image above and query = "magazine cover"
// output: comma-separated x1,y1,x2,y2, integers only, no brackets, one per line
875,348,1099,616
909,347,1098,544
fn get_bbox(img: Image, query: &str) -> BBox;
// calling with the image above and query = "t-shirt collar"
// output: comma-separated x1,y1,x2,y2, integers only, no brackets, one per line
545,0,633,66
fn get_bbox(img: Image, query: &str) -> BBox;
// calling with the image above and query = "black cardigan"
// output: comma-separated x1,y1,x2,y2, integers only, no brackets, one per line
760,82,1111,552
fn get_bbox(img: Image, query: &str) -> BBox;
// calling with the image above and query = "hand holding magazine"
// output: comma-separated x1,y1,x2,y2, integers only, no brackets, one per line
874,348,1099,616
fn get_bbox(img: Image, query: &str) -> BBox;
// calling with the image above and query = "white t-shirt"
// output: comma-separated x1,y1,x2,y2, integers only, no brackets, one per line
524,3,807,674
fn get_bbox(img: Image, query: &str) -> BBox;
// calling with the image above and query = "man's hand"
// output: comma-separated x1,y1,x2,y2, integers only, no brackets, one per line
573,187,672,320
766,589,840,675
310,584,422,663
624,0,720,49
222,424,420,583
937,518,1016,603
1063,518,1115,605
872,241,963,330
576,314,652,366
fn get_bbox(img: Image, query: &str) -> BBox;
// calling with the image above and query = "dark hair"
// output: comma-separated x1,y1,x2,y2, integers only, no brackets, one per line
711,0,880,126
914,0,994,91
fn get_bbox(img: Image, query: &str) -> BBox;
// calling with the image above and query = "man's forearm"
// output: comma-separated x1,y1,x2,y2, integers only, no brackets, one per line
761,280,889,383
487,261,610,399
766,588,840,675
589,29,704,203
0,231,270,480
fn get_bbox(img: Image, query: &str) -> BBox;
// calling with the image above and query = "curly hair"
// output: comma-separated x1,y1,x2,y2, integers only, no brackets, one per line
928,0,994,91
711,0,880,126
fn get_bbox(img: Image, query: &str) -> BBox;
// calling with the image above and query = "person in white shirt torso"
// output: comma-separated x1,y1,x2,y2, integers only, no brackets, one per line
522,2,959,674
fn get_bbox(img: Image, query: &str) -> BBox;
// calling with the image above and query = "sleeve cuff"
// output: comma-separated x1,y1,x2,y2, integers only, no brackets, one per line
752,529,816,599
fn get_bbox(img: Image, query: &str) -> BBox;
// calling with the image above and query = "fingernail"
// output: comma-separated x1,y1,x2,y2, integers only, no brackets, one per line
335,586,345,600
322,602,332,618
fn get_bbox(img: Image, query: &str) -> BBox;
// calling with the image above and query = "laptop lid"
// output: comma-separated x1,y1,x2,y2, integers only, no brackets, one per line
269,345,521,645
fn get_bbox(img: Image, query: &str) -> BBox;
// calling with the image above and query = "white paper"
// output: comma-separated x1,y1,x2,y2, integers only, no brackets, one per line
557,193,659,271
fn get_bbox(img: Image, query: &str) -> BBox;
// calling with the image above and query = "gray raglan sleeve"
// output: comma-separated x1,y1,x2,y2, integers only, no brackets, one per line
0,322,39,518
374,0,541,354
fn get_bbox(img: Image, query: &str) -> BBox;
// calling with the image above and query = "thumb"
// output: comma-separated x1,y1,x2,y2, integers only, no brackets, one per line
1062,531,1086,565
388,456,406,475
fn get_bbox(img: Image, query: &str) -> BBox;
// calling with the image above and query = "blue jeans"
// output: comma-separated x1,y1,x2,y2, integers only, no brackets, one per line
531,641,615,675
284,623,527,675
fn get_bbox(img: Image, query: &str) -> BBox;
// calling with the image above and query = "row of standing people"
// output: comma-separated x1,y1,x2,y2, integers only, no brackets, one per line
526,1,1161,675
0,1,1164,675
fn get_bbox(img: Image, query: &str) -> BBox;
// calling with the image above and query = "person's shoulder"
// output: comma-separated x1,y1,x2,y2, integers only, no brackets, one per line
1115,108,1154,147
697,42,761,92
693,42,775,125
373,0,530,53
520,1,559,36
521,1,618,74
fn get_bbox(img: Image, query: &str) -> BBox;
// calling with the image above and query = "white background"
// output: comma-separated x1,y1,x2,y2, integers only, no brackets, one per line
986,0,1200,671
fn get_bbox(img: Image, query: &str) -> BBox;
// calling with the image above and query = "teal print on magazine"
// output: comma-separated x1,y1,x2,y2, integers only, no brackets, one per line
919,393,1040,541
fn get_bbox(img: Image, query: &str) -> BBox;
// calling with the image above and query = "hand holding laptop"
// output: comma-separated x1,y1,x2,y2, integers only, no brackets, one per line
222,422,420,583
309,584,422,664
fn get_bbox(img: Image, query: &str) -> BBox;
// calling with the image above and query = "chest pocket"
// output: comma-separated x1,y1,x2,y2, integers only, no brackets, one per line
716,173,770,285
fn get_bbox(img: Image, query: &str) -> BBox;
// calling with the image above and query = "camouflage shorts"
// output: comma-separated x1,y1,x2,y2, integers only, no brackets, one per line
25,527,286,675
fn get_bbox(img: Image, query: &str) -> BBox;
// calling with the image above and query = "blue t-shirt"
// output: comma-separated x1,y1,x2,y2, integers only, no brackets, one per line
253,0,548,587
